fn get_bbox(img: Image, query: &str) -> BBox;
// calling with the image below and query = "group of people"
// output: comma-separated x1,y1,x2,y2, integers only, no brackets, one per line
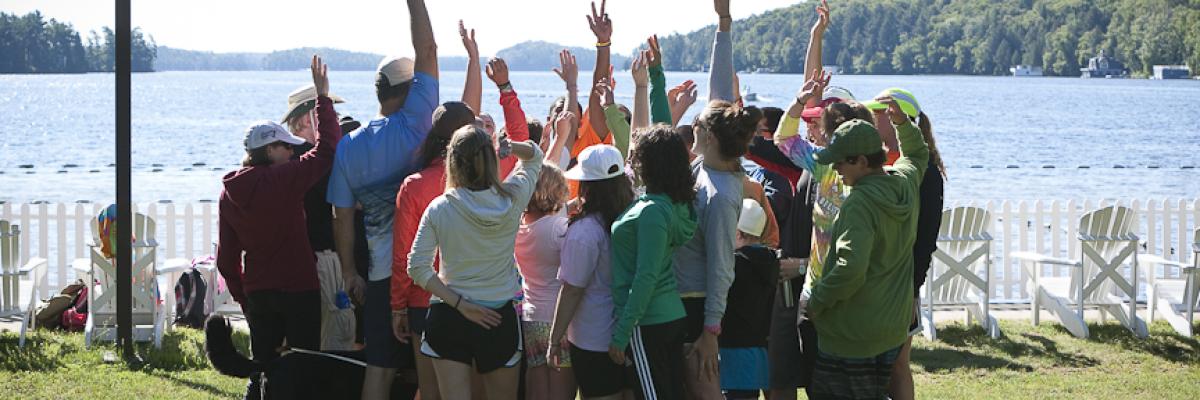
216,0,948,399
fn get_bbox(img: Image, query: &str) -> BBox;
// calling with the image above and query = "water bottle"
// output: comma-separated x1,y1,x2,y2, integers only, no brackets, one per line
335,290,352,309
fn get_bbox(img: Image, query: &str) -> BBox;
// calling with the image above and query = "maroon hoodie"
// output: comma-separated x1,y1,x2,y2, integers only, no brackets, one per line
217,96,339,303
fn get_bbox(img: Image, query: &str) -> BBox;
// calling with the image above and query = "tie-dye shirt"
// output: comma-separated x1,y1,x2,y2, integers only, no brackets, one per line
773,115,847,286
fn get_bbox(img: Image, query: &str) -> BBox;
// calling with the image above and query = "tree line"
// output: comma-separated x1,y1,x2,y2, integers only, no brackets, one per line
0,11,156,73
654,0,1200,77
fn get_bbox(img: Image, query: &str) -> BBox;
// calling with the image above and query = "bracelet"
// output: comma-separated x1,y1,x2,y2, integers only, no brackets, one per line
454,295,463,309
497,82,513,91
595,42,611,48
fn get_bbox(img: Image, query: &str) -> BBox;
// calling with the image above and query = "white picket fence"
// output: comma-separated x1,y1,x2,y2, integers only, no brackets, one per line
1,198,1197,303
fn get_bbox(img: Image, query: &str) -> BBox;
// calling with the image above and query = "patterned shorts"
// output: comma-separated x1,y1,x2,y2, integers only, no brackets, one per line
522,321,571,368
808,346,901,400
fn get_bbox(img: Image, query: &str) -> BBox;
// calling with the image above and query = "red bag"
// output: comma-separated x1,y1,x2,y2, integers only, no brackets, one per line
61,286,88,331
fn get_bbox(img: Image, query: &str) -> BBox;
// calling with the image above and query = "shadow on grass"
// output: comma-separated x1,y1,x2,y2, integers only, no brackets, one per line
0,326,251,372
145,369,241,398
911,347,1034,372
926,324,1098,368
1080,323,1200,364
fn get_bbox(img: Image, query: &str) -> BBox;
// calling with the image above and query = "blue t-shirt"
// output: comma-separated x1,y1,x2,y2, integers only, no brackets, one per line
327,71,439,281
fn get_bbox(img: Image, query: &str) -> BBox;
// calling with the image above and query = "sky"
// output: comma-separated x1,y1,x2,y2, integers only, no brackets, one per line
3,0,804,56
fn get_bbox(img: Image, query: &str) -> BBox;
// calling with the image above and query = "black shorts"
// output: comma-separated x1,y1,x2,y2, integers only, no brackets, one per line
365,278,403,368
769,278,811,390
680,297,706,343
627,318,686,400
421,301,522,374
407,306,430,336
570,342,631,398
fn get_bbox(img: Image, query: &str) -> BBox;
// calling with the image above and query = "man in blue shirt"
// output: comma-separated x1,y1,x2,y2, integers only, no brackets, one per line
327,1,439,398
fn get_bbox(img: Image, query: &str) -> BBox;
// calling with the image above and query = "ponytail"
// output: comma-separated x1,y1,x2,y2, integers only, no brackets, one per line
917,112,947,181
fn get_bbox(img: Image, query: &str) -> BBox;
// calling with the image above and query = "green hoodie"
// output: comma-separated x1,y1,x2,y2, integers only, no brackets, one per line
610,193,698,350
807,122,929,358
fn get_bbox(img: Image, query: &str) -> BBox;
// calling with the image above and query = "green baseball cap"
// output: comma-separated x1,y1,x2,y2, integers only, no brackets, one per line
813,119,883,165
862,87,921,119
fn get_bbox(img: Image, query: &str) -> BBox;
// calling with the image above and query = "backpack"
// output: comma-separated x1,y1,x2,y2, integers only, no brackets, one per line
173,267,208,329
61,285,89,331
34,280,86,330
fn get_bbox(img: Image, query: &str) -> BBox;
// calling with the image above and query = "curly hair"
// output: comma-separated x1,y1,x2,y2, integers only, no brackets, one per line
696,100,759,159
527,163,568,215
632,125,696,204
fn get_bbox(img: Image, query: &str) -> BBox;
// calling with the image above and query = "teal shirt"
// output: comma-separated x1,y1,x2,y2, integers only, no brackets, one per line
610,193,697,350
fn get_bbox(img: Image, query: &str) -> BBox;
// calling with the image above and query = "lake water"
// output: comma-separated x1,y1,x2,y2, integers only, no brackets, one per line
1,71,1198,204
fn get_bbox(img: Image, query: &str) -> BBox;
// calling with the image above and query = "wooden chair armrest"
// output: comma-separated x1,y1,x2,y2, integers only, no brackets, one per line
1010,251,1080,267
70,258,92,273
157,258,193,275
18,257,48,275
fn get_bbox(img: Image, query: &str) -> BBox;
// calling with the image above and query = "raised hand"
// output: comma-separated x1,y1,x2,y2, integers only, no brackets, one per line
797,68,831,103
715,0,731,18
587,0,613,43
647,35,663,68
486,58,510,86
310,55,329,97
553,49,579,87
555,110,578,134
594,79,615,107
669,80,698,109
875,96,909,126
814,0,830,32
459,20,479,60
631,51,649,87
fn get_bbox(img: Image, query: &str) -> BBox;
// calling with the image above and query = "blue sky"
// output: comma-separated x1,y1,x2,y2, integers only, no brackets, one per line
3,0,805,56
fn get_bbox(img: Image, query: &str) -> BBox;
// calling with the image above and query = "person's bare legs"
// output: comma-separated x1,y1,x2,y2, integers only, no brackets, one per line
362,366,396,400
888,301,919,400
432,358,474,400
682,342,724,400
481,364,521,400
525,365,548,400
548,366,578,399
412,340,440,400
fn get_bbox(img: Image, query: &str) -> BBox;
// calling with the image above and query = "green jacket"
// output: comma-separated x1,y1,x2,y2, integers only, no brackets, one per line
807,122,929,358
610,193,697,350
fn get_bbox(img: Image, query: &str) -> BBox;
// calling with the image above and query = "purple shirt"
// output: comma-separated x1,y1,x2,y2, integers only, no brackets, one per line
557,214,614,352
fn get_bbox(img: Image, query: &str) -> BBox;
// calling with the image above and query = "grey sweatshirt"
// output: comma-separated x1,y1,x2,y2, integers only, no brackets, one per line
408,146,545,303
673,161,744,327
709,30,735,103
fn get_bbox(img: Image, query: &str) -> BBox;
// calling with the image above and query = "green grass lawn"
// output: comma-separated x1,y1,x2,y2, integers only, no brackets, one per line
1,320,1198,399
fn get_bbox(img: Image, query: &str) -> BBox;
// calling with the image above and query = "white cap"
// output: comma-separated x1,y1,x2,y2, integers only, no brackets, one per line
564,145,624,181
282,84,345,123
377,56,415,86
244,120,306,151
737,198,767,236
823,86,856,102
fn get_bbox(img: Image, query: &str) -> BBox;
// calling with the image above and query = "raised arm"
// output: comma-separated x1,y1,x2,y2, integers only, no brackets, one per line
459,20,481,114
774,72,829,172
597,80,630,157
409,0,438,79
646,35,673,125
552,50,581,155
631,51,650,132
708,0,735,102
546,111,577,165
879,97,929,187
803,0,829,105
587,0,613,140
284,56,340,194
667,80,698,127
489,58,530,178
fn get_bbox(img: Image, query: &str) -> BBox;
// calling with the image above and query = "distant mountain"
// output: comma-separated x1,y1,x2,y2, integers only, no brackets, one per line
495,41,631,72
156,46,473,71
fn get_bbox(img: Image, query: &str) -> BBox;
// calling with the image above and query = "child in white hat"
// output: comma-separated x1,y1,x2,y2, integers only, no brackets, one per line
718,199,781,399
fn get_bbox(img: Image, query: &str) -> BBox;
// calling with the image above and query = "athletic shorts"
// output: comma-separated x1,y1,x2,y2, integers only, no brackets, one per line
769,279,809,390
570,343,630,398
407,306,429,337
808,346,901,400
718,347,770,391
680,297,706,344
627,318,686,400
523,321,571,368
421,301,522,374
908,296,922,337
365,278,403,368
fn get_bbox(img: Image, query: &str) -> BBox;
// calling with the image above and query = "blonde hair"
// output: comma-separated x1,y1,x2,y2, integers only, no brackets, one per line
445,124,509,197
527,164,568,215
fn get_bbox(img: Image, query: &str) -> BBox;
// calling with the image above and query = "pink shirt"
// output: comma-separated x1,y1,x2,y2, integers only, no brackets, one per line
515,215,568,322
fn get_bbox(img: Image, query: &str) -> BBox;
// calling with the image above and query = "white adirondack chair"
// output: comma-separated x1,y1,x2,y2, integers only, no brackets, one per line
1,220,49,347
1141,228,1199,336
921,207,1001,340
69,213,171,348
1013,205,1148,339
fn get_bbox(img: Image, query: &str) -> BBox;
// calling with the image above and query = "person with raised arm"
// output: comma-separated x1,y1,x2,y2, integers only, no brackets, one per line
572,0,615,160
631,35,675,138
798,97,929,400
667,80,699,127
595,79,630,158
218,56,339,400
670,1,758,398
631,52,651,133
407,126,544,400
326,1,439,398
487,58,532,179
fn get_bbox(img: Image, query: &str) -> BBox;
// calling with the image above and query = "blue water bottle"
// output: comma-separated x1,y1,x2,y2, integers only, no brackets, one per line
336,290,352,309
